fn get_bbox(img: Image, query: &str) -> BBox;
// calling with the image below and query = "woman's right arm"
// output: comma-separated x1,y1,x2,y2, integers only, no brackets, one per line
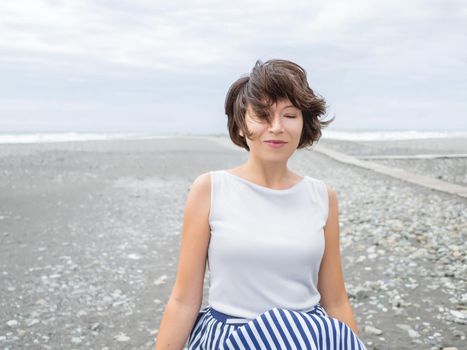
155,172,212,349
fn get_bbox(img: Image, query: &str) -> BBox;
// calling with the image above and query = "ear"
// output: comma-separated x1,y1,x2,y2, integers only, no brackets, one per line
239,129,244,137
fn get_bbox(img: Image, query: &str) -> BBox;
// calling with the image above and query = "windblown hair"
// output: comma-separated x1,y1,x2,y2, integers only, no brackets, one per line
225,59,333,151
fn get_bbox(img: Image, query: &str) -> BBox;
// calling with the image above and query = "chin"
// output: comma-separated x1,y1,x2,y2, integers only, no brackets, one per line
262,153,293,162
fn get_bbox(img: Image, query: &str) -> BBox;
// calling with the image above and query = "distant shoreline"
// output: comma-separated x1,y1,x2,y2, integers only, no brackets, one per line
1,130,467,144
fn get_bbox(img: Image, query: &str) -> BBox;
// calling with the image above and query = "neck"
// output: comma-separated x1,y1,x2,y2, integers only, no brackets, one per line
239,159,291,187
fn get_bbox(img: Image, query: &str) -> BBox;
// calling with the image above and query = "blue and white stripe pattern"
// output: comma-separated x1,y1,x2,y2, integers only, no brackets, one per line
187,304,367,349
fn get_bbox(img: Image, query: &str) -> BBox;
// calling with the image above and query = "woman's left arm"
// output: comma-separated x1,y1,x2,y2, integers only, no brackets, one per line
317,185,361,336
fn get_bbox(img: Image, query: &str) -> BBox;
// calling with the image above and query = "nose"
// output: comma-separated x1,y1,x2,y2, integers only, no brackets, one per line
267,115,284,133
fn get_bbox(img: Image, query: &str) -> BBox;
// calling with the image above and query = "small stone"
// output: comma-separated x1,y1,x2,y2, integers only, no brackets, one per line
26,319,40,327
363,325,383,335
396,324,412,331
408,329,419,338
145,340,155,348
71,337,82,344
76,310,87,317
127,253,141,260
114,332,130,342
353,287,370,300
452,309,467,319
6,320,18,327
154,275,167,286
449,310,467,324
111,289,122,297
90,322,101,331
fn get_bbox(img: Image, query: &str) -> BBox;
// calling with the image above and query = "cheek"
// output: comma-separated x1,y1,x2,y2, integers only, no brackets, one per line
287,119,303,135
248,121,267,135
295,121,303,132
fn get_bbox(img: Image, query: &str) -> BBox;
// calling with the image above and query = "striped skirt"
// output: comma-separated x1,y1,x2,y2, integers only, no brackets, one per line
187,304,367,349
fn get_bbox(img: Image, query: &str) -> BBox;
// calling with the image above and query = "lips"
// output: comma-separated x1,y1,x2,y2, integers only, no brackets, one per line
265,140,287,144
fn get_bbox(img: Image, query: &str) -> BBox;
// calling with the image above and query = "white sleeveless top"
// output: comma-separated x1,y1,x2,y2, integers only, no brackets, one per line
207,170,329,319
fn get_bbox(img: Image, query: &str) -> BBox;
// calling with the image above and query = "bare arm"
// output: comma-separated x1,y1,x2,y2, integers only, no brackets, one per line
317,185,360,336
155,173,212,349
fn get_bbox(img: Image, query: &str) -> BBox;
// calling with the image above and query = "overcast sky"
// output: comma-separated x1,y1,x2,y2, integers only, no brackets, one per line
1,0,466,134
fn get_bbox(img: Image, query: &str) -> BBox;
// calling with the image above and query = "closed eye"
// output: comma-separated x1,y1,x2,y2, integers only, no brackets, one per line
285,115,296,118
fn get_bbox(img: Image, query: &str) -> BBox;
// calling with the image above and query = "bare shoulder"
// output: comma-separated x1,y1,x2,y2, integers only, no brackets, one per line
186,172,212,216
191,171,211,187
189,172,211,198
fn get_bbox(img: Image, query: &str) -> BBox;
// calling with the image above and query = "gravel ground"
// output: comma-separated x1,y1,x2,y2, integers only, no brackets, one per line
0,136,466,350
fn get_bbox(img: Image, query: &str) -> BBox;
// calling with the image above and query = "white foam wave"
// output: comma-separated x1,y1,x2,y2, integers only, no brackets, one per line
1,130,467,144
0,133,174,144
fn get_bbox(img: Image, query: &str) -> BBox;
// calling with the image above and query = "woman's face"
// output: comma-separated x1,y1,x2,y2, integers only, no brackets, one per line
240,98,303,161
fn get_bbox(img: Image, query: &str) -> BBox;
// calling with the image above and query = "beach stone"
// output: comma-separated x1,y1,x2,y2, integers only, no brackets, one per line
114,333,130,342
127,253,141,260
90,322,101,331
460,293,467,305
364,325,383,335
448,310,467,324
6,320,18,328
71,337,82,344
349,286,370,300
396,324,412,331
26,319,40,327
154,275,167,286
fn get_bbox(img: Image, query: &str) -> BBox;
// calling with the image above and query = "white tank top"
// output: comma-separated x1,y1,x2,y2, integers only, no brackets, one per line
207,169,329,319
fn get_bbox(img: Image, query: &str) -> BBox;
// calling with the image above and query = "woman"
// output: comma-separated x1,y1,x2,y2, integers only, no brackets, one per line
155,59,368,349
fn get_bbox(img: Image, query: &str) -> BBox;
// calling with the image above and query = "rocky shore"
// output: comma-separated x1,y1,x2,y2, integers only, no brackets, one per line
0,136,465,349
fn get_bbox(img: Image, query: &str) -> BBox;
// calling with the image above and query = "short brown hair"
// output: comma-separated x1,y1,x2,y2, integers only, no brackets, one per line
225,59,333,151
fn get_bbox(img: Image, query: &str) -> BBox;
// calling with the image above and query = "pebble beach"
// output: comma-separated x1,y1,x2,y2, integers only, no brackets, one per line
0,135,466,350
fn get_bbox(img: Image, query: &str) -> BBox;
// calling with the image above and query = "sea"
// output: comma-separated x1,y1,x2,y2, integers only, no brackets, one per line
1,130,467,144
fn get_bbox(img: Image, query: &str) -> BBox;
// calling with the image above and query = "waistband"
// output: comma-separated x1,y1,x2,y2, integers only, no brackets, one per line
208,304,327,325
209,308,252,324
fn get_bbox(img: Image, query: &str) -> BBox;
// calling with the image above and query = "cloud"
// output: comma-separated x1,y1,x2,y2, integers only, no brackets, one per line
1,0,466,72
0,0,466,132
